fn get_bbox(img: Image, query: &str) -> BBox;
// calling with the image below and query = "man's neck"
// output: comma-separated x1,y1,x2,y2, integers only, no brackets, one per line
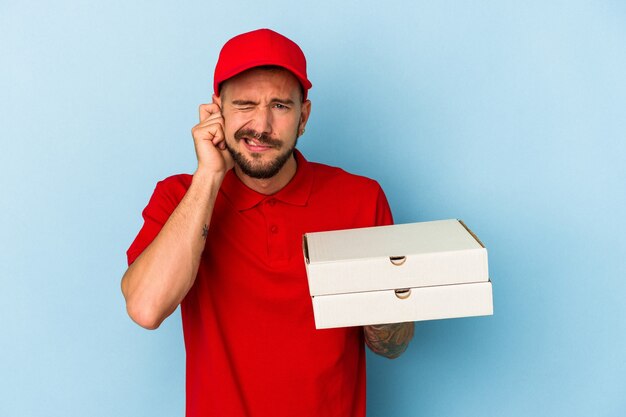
233,155,298,195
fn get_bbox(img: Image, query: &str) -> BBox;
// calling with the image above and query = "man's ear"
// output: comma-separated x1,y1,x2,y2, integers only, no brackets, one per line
300,99,311,130
212,93,221,108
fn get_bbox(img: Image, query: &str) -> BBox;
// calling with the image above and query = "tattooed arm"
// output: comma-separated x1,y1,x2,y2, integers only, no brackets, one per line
364,322,414,359
121,172,223,329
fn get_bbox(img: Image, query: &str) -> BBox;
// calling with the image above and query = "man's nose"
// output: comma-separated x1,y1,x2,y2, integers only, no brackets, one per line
249,106,273,135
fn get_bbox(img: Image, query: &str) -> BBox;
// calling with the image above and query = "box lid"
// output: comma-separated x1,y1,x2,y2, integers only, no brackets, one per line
303,219,488,296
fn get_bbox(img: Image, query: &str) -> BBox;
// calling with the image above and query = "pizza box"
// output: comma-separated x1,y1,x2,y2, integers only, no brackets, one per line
303,219,493,329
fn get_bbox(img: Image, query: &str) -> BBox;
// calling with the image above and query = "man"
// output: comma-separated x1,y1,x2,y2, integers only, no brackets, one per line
122,28,414,417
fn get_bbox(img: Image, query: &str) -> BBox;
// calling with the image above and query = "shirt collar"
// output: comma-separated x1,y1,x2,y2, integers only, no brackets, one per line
220,149,313,211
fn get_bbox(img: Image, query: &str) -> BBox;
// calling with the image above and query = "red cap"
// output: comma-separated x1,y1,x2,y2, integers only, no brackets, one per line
213,28,312,100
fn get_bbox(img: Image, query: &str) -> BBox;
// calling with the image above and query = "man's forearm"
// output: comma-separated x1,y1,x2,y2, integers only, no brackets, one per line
121,170,223,329
364,322,414,359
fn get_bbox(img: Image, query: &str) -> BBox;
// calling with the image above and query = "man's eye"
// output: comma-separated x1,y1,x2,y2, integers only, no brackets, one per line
273,103,289,110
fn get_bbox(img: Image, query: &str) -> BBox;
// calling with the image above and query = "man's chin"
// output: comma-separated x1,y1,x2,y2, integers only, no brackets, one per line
225,137,298,179
229,150,293,180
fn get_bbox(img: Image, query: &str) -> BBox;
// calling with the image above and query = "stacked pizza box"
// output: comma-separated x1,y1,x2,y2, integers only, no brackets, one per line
303,219,493,329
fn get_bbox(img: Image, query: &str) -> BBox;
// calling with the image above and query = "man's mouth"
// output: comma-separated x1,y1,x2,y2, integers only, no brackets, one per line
235,128,281,150
244,137,271,147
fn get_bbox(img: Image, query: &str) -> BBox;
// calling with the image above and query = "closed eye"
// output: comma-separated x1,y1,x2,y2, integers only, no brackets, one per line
231,100,257,111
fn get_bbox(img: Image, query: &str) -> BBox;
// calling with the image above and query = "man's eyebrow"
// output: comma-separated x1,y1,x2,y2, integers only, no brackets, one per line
231,99,258,106
270,97,295,105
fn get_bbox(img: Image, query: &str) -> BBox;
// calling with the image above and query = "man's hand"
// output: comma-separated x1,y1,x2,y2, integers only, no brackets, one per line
364,322,414,359
191,102,234,176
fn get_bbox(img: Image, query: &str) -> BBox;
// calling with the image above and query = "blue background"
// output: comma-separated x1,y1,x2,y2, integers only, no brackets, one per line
2,1,625,416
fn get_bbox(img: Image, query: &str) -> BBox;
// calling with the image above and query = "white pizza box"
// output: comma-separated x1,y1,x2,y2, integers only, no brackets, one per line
302,219,493,329
311,281,493,328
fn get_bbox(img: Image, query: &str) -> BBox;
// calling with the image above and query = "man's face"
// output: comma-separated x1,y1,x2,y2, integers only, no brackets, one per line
215,67,311,180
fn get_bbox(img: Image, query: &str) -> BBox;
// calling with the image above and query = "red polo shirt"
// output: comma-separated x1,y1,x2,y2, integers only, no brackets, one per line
127,150,393,417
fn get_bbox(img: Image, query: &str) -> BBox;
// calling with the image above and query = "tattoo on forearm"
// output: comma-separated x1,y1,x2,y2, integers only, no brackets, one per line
364,322,414,359
202,224,209,240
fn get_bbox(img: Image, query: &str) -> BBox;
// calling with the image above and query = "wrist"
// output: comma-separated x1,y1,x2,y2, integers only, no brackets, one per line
191,168,225,193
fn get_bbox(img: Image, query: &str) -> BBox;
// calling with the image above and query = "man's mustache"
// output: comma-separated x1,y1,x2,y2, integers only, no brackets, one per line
234,128,282,148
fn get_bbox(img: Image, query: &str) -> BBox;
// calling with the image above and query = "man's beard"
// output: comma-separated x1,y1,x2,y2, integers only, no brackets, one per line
225,127,299,179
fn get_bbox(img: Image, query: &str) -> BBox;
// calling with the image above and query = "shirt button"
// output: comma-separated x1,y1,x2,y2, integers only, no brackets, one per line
267,198,276,206
270,225,278,234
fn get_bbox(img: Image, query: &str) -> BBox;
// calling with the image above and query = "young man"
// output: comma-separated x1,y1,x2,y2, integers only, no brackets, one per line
122,28,413,417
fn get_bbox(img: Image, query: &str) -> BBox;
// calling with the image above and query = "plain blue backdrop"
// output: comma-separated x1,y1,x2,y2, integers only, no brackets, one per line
1,1,625,416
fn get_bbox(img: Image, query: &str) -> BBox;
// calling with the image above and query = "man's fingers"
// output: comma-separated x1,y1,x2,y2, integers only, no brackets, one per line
210,125,225,145
198,103,222,122
193,109,224,134
192,123,224,143
196,113,224,128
